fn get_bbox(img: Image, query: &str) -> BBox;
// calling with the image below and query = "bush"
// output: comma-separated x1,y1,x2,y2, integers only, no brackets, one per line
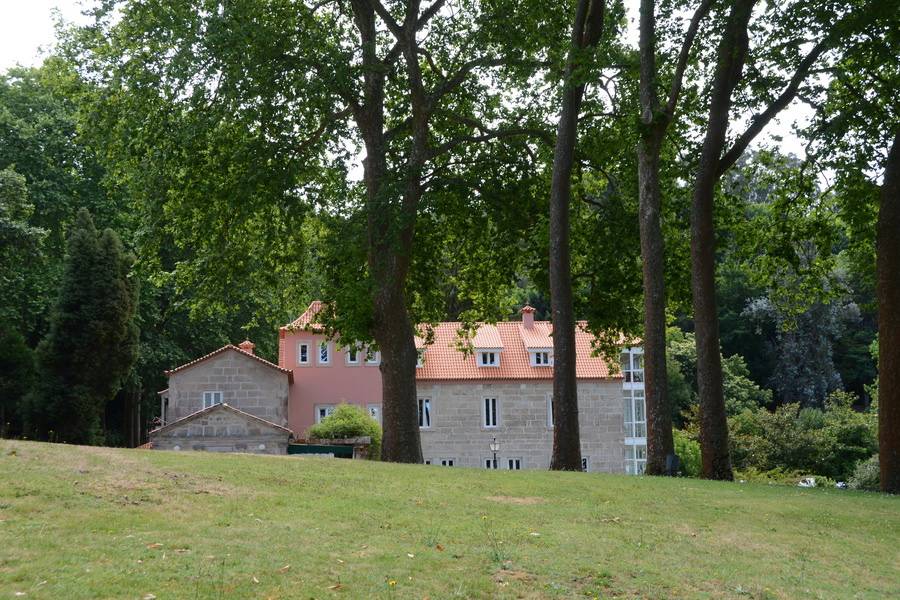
848,455,880,491
727,391,877,481
307,404,382,460
673,429,701,477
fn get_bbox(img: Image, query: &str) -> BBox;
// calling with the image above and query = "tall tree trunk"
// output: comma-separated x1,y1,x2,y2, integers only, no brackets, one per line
878,132,900,493
350,0,423,463
637,0,673,475
691,0,756,481
549,0,605,471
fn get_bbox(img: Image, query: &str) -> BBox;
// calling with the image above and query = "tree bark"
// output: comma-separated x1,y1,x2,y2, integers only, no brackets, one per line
690,0,756,481
549,0,605,471
350,0,423,463
637,0,673,476
878,131,900,493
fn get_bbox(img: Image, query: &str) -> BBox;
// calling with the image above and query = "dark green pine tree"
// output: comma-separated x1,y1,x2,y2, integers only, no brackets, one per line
27,209,138,444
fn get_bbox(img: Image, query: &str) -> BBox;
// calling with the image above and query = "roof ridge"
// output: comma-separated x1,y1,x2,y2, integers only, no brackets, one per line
150,402,293,435
164,345,293,381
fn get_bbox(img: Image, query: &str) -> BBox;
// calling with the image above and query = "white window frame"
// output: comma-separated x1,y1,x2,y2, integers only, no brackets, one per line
315,404,336,423
624,444,647,475
424,459,432,465
484,458,498,469
318,341,331,365
621,347,644,385
439,458,455,467
546,394,554,428
346,346,360,365
367,404,381,424
365,348,381,365
478,350,499,367
298,342,311,365
483,396,499,429
202,391,223,408
418,397,432,429
506,458,522,470
530,350,553,366
624,388,647,440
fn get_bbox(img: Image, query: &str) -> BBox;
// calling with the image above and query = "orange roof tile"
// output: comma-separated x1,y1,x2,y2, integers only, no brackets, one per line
164,345,293,383
283,300,326,332
471,324,503,348
518,322,554,348
416,321,614,381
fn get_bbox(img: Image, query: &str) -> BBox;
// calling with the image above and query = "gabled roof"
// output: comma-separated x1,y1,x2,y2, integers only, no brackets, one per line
164,345,293,383
518,322,554,349
150,403,293,436
471,324,503,349
417,321,614,381
282,300,326,332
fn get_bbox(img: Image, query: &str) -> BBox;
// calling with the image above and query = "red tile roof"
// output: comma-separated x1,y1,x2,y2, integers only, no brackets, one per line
416,321,615,381
164,345,293,383
283,300,326,332
282,301,620,381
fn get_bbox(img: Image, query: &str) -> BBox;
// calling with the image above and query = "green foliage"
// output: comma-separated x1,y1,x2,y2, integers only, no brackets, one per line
0,327,34,436
672,429,700,477
728,391,877,481
23,209,139,444
307,404,382,460
848,455,880,492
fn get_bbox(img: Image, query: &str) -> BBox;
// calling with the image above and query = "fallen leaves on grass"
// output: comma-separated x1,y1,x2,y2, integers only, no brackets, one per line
277,564,291,573
252,576,260,584
146,543,163,549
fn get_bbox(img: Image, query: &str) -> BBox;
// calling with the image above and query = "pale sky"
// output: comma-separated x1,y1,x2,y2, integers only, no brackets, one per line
0,0,807,158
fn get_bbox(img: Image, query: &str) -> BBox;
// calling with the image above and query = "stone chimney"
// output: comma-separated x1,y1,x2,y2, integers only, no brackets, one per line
521,305,535,329
238,340,255,355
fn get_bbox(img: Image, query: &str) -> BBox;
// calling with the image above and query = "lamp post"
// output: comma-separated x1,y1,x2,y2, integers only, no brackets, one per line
490,437,500,469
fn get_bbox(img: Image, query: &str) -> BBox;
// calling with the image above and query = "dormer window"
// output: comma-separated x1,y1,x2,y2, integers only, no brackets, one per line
531,350,552,366
478,351,499,367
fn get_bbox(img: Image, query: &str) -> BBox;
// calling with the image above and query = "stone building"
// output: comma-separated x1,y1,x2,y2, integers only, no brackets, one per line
151,341,293,454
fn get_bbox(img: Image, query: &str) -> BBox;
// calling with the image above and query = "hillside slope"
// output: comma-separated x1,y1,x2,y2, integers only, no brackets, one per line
1,441,897,599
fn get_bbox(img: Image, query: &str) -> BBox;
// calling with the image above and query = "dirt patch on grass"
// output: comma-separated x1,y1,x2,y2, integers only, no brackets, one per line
493,569,535,583
485,495,545,505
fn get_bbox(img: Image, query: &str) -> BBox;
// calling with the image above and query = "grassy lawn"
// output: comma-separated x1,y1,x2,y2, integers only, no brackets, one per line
0,441,897,599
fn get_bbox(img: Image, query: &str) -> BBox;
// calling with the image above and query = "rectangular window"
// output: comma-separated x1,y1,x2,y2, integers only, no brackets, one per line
581,457,589,472
531,351,552,366
440,458,454,467
365,348,380,365
367,404,381,424
316,405,335,423
621,349,644,383
418,398,432,428
202,391,223,408
424,459,432,465
547,395,554,428
624,444,647,475
624,389,647,439
478,351,498,367
483,397,498,428
346,347,359,364
484,458,498,469
507,458,522,470
318,342,330,365
298,343,310,365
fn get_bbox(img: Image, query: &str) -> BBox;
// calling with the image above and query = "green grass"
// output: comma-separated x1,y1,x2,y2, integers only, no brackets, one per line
1,441,897,599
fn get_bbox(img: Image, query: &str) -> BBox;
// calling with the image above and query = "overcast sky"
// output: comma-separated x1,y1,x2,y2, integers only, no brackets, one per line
0,0,808,158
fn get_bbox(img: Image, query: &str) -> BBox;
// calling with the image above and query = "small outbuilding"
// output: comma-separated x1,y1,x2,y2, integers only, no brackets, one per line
150,402,292,454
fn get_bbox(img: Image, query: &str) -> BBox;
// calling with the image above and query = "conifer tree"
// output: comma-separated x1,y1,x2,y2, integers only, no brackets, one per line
26,209,138,444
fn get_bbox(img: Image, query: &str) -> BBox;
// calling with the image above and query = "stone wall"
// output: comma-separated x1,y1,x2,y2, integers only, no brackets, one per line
417,380,624,473
151,406,290,454
166,350,289,426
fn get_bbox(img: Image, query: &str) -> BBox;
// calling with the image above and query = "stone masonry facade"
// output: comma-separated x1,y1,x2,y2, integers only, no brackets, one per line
151,406,291,454
163,349,289,427
417,379,624,473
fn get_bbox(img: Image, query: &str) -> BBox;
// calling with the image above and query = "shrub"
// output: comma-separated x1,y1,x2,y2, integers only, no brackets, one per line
673,429,701,477
848,455,880,491
307,404,382,460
